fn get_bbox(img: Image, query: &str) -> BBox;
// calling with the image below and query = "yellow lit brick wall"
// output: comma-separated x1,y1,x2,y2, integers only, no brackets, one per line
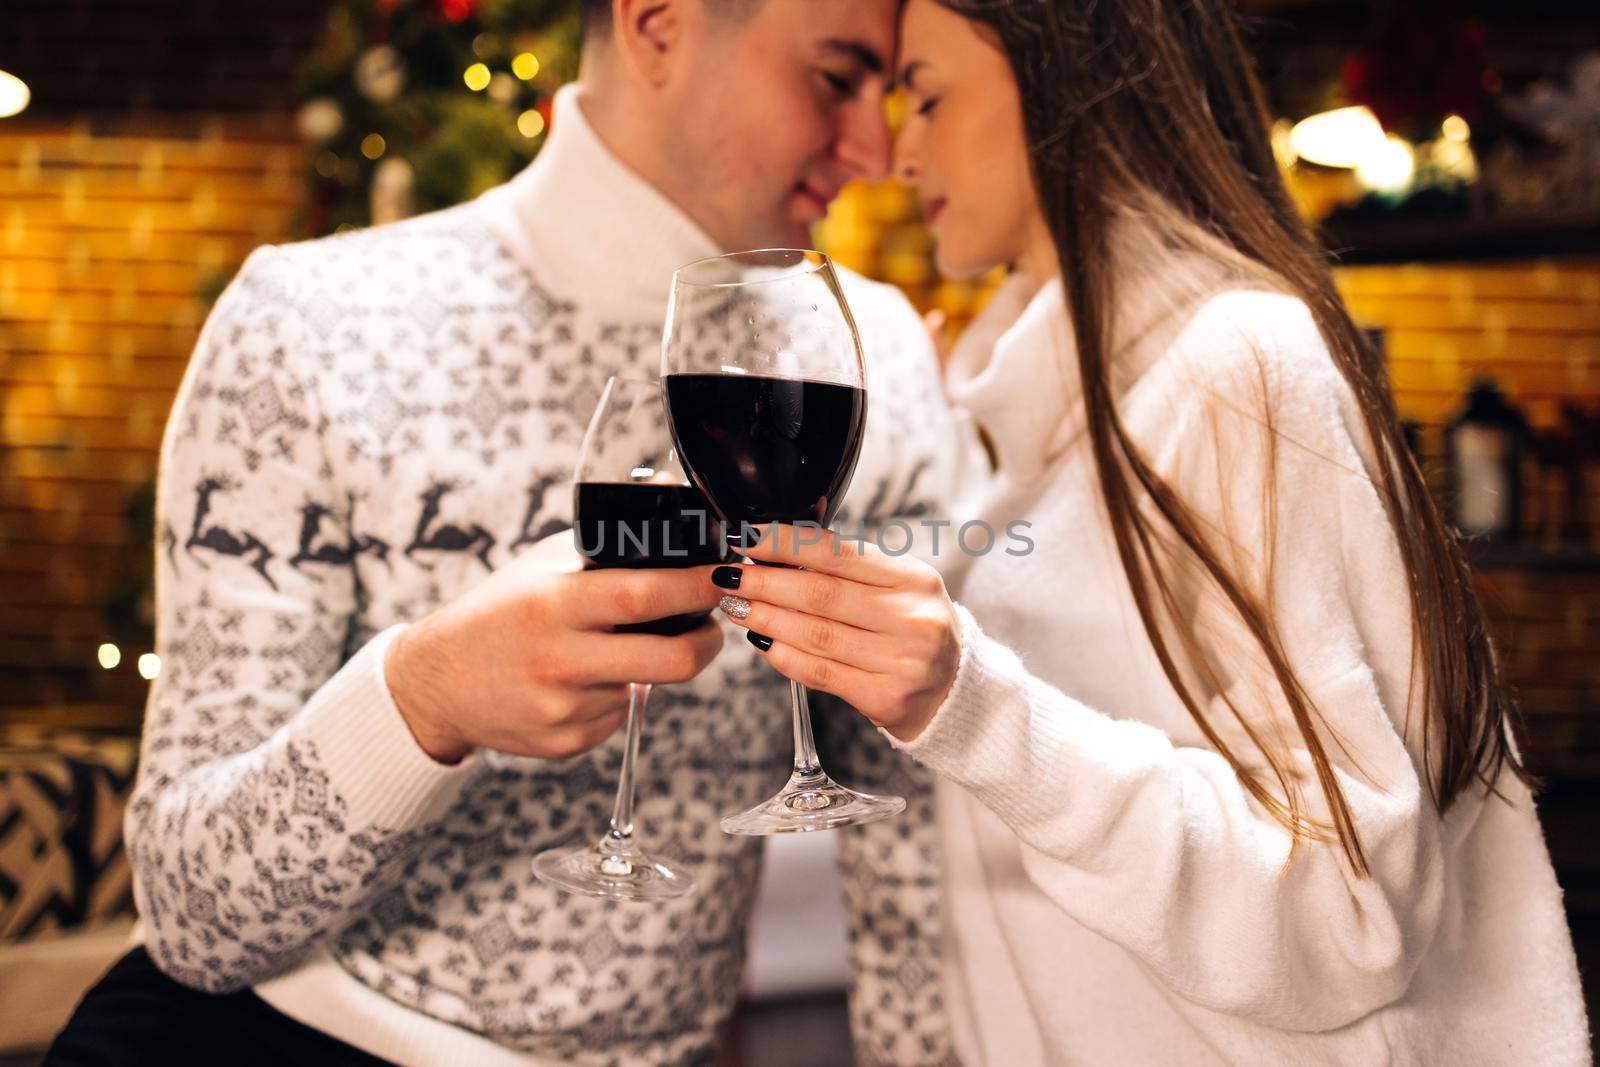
1336,260,1600,776
0,116,303,707
1338,260,1600,426
1336,260,1600,544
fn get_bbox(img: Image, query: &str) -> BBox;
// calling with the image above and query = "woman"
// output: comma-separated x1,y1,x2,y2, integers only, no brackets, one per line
709,0,1590,1062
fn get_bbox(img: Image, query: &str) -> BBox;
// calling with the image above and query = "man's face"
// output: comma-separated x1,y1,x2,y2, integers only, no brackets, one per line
667,0,897,250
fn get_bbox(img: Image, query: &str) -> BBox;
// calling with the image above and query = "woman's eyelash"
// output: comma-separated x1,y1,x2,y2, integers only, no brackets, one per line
917,97,939,116
821,71,854,96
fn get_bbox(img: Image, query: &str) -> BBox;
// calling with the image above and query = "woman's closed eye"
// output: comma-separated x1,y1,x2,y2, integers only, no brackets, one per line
915,95,940,117
818,69,859,99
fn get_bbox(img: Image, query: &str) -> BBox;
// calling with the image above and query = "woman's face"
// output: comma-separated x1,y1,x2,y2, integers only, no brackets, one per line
894,0,1053,281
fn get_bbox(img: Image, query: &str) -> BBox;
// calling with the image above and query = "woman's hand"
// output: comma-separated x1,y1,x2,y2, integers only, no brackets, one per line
712,524,962,742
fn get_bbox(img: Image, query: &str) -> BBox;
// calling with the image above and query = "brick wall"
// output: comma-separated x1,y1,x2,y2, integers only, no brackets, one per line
1475,567,1600,777
1338,260,1600,779
0,0,322,713
0,0,326,116
1340,261,1600,426
0,117,304,709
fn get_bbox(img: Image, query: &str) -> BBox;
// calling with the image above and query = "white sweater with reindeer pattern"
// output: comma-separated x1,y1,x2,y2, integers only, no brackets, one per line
128,85,963,1067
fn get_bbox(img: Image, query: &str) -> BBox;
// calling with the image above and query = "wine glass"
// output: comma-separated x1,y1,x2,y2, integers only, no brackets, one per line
531,376,725,900
661,248,906,835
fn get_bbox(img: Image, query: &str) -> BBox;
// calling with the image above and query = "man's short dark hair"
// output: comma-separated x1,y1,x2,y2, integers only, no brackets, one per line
581,0,763,38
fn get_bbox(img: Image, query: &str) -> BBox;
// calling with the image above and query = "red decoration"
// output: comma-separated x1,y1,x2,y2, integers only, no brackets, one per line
1341,5,1488,134
435,0,479,23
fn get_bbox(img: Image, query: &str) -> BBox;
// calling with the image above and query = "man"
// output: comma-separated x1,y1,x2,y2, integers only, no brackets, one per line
47,1,966,1065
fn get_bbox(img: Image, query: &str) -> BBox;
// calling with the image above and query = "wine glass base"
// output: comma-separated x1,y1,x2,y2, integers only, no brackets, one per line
532,838,695,902
720,773,906,835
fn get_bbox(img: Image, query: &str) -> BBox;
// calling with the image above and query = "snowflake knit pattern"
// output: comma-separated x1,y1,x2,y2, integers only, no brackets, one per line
127,88,964,1067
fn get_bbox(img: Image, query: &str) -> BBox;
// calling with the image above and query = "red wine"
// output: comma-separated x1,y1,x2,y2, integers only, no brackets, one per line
663,373,867,528
574,481,727,636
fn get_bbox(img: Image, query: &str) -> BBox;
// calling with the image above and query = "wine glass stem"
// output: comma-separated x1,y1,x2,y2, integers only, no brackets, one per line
608,682,650,842
790,680,822,779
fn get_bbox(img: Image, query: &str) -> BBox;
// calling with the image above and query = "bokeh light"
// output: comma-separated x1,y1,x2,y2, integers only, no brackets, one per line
517,109,546,139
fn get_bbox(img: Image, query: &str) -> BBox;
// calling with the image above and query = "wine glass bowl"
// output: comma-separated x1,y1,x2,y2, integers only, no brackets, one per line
662,249,906,835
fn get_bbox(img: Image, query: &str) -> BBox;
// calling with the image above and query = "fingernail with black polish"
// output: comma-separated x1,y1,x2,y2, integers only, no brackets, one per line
747,631,773,652
711,566,742,590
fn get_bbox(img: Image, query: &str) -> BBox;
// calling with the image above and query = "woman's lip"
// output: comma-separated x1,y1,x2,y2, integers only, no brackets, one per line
792,184,830,221
922,198,947,224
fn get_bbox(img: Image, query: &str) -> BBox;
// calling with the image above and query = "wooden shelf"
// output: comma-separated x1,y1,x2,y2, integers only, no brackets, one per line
1464,541,1600,573
0,704,141,734
1323,213,1600,265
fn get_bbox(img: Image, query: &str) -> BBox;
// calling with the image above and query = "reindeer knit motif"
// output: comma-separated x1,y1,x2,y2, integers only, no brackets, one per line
128,87,964,1067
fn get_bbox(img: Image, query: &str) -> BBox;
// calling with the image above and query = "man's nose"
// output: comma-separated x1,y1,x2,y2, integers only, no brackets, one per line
835,96,893,184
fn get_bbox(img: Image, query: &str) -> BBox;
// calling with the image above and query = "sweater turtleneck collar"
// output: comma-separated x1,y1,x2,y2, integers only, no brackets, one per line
478,84,721,319
950,227,1247,488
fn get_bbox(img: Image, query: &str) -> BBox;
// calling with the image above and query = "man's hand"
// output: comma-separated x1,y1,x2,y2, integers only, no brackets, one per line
385,530,725,764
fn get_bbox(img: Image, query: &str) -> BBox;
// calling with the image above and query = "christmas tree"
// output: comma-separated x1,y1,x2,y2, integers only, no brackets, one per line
294,0,581,236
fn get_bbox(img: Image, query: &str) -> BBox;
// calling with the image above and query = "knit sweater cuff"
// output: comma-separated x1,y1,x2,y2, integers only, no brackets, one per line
889,603,1083,830
293,625,480,832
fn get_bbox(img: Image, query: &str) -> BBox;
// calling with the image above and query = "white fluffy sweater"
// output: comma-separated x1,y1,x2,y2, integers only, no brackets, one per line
893,266,1591,1064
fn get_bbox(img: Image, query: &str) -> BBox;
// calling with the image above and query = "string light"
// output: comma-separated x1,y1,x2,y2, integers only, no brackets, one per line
137,653,161,680
517,109,546,139
464,63,492,92
361,133,386,160
97,643,121,670
0,70,29,119
488,73,517,104
1429,136,1478,183
1442,114,1471,143
512,53,540,81
1290,106,1385,169
1355,135,1416,195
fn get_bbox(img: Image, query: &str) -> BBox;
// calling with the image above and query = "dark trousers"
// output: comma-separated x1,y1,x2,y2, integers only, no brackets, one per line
45,947,394,1066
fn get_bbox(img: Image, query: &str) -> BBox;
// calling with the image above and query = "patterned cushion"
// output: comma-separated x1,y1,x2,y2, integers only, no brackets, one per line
0,726,138,941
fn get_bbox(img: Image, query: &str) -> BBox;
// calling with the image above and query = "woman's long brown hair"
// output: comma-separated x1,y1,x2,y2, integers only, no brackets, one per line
939,0,1533,874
